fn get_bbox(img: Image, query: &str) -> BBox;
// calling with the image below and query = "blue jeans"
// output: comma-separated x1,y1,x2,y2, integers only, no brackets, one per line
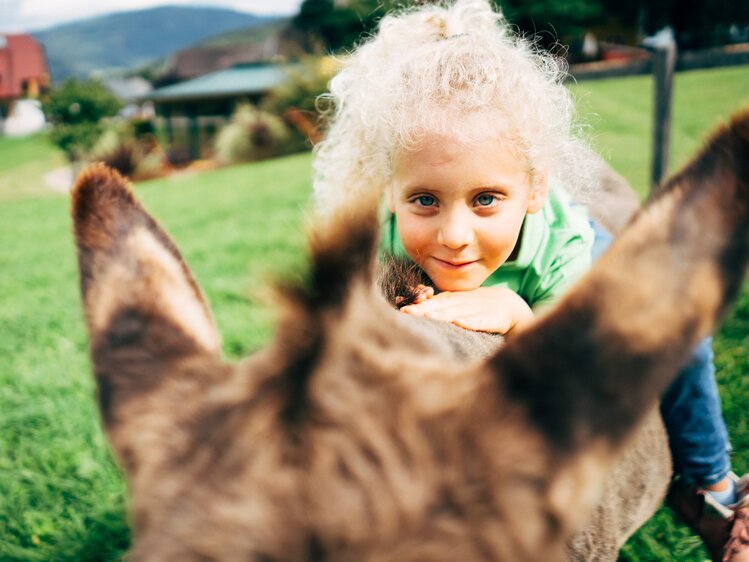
590,221,732,486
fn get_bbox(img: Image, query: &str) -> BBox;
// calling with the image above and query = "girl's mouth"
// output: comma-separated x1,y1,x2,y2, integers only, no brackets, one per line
432,257,478,270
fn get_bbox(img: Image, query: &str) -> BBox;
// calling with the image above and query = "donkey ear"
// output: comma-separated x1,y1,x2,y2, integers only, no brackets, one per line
490,109,749,457
72,164,221,428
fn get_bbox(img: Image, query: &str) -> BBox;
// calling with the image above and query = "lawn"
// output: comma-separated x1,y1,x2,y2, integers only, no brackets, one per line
0,65,748,561
0,133,67,202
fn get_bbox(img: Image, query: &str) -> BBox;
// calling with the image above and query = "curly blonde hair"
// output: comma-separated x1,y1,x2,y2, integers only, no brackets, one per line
312,0,595,215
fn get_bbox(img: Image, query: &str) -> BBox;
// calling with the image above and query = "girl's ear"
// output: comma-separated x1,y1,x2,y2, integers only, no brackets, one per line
527,172,548,214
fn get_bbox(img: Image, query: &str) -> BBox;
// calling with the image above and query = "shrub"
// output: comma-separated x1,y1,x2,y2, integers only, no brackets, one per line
165,147,193,168
89,124,169,181
262,58,333,115
132,118,156,139
213,104,292,164
262,57,338,146
48,122,102,163
43,79,122,163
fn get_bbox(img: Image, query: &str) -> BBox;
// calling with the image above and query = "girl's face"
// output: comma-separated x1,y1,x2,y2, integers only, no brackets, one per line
388,133,546,292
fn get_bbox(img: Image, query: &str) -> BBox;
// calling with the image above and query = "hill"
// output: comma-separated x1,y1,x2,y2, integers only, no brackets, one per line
196,19,289,48
33,6,280,82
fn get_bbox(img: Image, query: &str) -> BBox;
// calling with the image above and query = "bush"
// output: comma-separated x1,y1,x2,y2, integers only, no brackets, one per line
43,79,122,163
213,104,292,165
131,118,156,139
165,147,193,168
89,124,169,181
261,57,337,146
48,122,101,163
262,58,333,115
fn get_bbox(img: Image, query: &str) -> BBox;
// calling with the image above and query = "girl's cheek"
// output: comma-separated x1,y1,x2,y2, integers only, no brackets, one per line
398,219,431,254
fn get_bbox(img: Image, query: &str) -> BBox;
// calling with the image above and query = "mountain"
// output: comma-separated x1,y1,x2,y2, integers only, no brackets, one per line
195,19,288,48
33,6,281,82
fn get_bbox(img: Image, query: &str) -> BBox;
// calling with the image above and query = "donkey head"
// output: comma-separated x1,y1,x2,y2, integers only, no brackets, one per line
72,111,749,561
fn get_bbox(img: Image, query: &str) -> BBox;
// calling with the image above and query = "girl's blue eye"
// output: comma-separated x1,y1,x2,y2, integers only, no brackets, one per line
476,194,497,206
416,195,436,207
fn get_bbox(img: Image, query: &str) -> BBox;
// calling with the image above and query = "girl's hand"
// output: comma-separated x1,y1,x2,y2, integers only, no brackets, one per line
399,286,534,336
395,284,434,306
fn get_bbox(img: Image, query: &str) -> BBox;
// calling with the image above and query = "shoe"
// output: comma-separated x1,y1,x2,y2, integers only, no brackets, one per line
667,473,749,562
723,475,749,562
667,475,731,561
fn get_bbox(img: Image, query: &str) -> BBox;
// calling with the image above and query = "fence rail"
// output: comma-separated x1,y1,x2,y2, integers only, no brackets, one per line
568,42,749,82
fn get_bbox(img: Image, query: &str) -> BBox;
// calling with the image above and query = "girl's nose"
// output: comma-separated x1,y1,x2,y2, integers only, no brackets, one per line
437,210,475,249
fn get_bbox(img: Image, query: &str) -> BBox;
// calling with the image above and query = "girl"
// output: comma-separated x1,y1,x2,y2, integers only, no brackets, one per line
311,1,748,559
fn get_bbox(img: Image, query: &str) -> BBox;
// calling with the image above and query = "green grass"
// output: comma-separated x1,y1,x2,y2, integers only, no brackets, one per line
0,65,748,561
0,133,67,202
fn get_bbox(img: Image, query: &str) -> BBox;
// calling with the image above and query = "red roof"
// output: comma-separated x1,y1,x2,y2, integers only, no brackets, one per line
0,34,49,100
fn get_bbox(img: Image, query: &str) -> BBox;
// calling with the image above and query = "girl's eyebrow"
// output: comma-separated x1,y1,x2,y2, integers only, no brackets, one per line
400,184,515,197
466,184,513,195
401,184,443,195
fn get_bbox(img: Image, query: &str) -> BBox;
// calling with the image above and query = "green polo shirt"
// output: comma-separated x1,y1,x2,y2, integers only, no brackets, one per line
380,186,594,310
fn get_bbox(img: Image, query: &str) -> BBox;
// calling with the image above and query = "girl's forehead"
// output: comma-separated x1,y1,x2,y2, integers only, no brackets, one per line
386,106,529,162
403,108,516,145
390,133,534,193
393,127,528,167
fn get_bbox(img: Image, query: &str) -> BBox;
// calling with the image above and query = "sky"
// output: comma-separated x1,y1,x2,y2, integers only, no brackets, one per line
0,0,305,33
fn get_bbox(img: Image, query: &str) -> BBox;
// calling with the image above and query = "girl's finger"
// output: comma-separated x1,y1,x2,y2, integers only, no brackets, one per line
400,305,424,316
413,285,435,303
416,284,434,296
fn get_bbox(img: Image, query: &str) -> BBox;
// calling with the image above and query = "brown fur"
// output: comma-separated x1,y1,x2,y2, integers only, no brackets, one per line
71,110,749,561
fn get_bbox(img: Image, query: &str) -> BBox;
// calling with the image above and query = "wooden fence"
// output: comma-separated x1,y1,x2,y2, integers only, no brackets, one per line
569,42,749,190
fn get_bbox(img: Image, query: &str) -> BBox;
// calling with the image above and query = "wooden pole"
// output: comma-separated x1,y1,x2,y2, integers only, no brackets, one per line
187,107,200,161
651,39,677,191
164,106,174,146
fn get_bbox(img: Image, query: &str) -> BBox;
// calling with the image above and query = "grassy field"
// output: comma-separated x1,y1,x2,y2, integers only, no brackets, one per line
0,65,748,561
0,133,67,202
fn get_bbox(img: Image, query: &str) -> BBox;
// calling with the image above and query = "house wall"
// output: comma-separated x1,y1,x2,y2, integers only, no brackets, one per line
0,34,50,100
0,43,11,99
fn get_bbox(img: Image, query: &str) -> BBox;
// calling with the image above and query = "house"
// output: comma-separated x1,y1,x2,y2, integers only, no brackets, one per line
102,76,155,119
142,61,296,160
154,21,300,87
161,44,278,85
0,34,49,99
0,34,50,135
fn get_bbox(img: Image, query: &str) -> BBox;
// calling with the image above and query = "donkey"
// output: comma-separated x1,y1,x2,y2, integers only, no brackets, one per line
71,110,749,562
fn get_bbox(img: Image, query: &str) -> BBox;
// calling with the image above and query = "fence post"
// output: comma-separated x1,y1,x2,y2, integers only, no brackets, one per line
651,39,677,191
187,108,200,161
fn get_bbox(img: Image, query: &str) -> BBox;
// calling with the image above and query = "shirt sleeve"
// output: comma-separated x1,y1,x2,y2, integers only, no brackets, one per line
529,232,593,311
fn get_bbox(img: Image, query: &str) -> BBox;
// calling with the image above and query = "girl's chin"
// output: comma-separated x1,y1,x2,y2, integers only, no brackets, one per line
431,276,485,292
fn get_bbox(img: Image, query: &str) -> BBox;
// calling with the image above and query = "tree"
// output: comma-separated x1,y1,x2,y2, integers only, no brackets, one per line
293,0,748,54
495,0,605,49
600,0,749,49
292,0,365,52
43,78,122,163
293,0,607,54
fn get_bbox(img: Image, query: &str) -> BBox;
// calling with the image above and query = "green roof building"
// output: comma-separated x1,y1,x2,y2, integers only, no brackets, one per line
143,62,294,160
